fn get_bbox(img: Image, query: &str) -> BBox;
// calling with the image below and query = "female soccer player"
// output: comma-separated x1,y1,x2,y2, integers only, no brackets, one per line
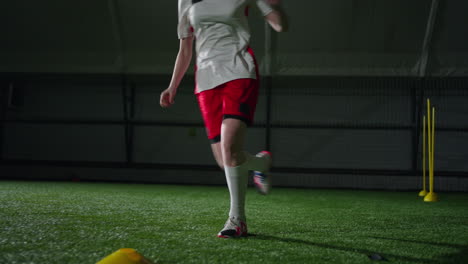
160,0,287,238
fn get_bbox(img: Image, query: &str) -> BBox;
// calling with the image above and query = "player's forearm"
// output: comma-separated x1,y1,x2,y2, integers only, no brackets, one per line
168,38,193,90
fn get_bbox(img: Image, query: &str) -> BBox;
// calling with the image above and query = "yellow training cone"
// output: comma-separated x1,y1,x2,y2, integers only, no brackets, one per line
97,248,154,264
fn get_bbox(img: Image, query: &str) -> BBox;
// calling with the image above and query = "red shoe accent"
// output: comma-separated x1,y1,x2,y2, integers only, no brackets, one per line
253,175,262,185
241,221,248,237
217,221,248,238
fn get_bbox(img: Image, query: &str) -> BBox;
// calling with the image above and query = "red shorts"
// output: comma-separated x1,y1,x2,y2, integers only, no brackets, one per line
196,78,259,143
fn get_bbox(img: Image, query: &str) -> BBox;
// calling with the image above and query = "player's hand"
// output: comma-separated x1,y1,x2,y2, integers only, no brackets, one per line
160,87,177,108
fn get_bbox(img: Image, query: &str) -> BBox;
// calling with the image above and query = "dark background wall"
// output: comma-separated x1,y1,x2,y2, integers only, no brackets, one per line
1,0,467,191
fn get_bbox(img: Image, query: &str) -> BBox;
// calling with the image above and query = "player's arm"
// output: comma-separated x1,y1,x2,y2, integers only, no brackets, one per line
264,0,288,32
160,36,194,108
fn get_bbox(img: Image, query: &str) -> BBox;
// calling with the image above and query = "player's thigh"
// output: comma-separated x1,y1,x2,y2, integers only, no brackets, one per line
196,88,223,143
222,78,259,125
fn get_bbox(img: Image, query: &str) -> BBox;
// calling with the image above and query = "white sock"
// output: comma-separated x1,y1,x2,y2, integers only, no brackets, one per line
224,161,249,221
244,151,269,172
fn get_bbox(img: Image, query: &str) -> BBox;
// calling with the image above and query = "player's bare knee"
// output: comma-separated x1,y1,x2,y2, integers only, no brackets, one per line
222,147,244,167
216,161,224,170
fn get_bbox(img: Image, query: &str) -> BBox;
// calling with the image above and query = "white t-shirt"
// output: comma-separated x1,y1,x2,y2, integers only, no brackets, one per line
178,0,274,93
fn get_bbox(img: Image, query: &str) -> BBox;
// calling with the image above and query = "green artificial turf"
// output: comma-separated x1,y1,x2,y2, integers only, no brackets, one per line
0,181,467,264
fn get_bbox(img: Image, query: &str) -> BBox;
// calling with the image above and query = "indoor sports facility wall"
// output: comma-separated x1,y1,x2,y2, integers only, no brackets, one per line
1,0,468,191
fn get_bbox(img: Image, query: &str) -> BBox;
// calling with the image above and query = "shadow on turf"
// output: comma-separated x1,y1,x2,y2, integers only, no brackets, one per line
368,236,468,264
249,234,442,264
439,245,468,264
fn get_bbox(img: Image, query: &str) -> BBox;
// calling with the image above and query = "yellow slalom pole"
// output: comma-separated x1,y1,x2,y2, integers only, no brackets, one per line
419,115,427,196
432,107,435,192
425,106,438,202
426,99,431,189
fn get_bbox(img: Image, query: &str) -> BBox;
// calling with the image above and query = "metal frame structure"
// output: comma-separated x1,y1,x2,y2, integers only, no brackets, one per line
0,83,8,161
1,73,468,179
